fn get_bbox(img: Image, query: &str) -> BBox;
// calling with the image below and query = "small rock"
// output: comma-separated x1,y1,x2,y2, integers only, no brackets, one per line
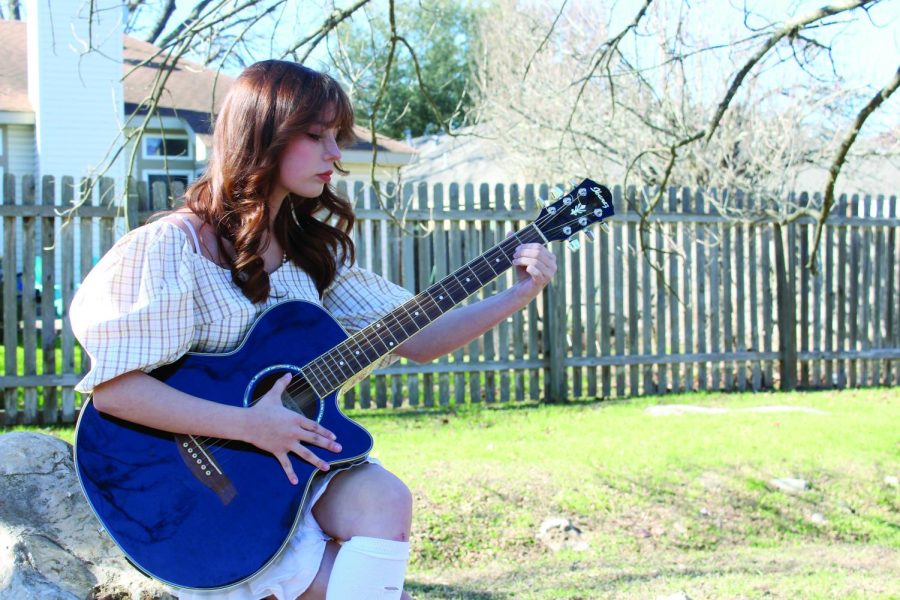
537,517,589,552
884,475,899,488
769,477,809,494
810,512,827,525
698,507,710,517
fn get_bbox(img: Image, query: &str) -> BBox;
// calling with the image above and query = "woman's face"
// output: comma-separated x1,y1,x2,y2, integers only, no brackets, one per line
272,120,342,203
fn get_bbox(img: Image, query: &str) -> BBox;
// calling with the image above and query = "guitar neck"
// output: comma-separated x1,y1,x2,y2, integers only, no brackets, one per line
300,223,547,397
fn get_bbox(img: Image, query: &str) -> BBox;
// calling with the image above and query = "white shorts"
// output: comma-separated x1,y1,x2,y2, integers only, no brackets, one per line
176,458,378,600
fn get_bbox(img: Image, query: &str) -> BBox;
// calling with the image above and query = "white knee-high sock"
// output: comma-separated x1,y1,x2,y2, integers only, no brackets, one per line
325,536,410,600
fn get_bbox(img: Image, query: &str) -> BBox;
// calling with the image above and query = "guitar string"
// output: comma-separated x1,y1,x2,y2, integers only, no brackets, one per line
191,200,610,458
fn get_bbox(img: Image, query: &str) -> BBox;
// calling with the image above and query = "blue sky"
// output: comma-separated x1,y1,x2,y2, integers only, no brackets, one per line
151,0,897,128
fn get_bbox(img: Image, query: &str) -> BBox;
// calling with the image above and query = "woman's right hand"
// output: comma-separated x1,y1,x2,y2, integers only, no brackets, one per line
243,373,342,485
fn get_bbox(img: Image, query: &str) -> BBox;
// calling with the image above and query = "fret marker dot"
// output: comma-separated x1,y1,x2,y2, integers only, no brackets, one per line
495,258,500,262
355,351,360,355
414,311,420,316
439,295,444,300
339,361,345,365
389,342,394,346
466,277,470,282
376,323,381,328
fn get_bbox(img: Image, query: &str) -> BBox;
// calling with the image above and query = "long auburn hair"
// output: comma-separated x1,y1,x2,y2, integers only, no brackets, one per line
183,60,357,303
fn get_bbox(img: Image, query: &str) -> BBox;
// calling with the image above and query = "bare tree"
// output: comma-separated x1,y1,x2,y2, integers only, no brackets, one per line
473,0,898,269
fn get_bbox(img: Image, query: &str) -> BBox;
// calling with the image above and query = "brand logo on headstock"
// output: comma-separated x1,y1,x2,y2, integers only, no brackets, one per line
571,202,586,216
591,186,610,209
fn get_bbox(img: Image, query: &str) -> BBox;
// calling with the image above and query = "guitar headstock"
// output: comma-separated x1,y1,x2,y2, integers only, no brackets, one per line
534,179,614,245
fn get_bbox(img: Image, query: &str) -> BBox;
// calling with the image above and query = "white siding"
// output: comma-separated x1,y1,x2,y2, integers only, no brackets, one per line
26,0,124,185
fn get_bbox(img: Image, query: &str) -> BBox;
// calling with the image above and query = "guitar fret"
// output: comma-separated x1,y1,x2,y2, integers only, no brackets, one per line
427,284,457,313
365,322,396,357
326,349,355,379
390,303,421,338
338,338,373,374
439,277,468,304
416,293,444,321
341,341,367,371
317,354,345,389
459,263,490,288
301,363,329,398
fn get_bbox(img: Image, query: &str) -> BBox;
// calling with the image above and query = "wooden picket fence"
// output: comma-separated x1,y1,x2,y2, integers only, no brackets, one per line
0,174,898,425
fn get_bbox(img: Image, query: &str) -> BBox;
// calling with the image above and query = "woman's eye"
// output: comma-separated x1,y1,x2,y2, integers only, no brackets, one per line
307,133,322,141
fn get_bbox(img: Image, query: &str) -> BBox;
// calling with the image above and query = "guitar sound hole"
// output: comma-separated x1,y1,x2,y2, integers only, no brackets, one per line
251,370,322,422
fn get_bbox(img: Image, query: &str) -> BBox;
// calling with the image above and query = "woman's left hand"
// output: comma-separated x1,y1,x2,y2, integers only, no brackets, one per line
510,242,557,302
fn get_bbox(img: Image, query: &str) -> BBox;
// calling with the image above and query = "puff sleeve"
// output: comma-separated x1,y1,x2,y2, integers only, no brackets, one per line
321,262,414,379
322,262,413,334
71,222,197,394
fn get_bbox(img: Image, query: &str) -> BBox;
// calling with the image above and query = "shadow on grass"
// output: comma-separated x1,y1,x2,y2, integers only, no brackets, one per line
405,580,507,599
346,396,618,422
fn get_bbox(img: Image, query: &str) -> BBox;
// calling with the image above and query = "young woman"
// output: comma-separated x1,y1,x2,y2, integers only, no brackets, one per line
70,60,557,600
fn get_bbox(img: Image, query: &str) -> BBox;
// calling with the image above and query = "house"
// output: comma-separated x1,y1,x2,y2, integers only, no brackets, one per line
0,2,415,201
0,0,414,296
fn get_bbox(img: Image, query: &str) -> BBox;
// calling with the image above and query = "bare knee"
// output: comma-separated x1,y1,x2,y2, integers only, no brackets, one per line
313,465,413,542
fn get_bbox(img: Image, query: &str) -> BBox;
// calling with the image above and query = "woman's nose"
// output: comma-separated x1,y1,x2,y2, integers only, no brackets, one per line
324,137,341,161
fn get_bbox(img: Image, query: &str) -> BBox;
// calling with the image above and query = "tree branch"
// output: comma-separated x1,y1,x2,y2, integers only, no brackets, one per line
705,0,878,143
146,0,177,43
286,0,370,63
806,63,900,273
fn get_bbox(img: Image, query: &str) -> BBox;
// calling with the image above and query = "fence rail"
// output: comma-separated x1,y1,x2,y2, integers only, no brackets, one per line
0,174,897,424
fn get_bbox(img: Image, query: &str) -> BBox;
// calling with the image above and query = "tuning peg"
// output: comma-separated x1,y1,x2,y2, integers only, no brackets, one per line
550,186,565,200
584,230,595,243
568,177,581,187
599,222,611,234
566,237,581,252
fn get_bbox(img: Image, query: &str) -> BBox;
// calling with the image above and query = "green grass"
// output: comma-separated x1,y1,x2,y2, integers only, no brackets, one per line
0,336,85,413
12,388,900,598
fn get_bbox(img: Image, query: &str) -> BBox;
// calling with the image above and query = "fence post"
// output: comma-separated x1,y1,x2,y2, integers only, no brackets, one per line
126,177,139,230
22,175,38,423
547,240,568,402
41,175,58,424
773,223,798,390
2,174,18,425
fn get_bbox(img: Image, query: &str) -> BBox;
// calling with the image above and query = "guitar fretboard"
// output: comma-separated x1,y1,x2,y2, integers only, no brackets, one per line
300,224,546,397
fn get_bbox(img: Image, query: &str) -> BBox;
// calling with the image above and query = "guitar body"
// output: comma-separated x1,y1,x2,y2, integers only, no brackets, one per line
74,300,373,590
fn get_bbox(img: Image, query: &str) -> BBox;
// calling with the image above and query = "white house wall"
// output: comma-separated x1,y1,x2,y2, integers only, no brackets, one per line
26,0,124,184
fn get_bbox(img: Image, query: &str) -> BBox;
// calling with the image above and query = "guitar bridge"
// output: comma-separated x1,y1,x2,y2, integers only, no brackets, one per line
174,434,237,505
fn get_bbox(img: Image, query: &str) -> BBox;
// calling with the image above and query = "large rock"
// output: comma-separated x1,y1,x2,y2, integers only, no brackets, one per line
0,432,172,599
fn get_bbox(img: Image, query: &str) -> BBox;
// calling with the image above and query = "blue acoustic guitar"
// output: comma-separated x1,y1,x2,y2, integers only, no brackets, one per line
74,178,614,591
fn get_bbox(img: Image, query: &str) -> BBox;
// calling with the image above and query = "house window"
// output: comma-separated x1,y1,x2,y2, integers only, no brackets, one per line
148,173,189,190
143,135,191,159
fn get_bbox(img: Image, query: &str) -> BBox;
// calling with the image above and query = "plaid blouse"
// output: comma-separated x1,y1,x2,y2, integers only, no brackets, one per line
71,219,412,394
